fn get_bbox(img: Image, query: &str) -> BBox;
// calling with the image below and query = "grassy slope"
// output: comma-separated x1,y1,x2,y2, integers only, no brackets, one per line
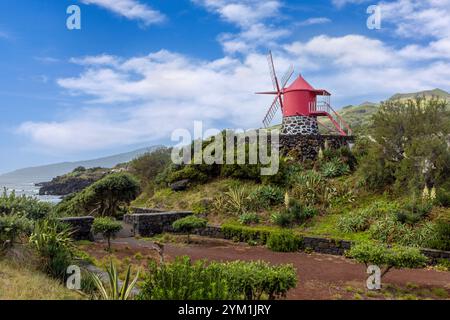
0,259,82,300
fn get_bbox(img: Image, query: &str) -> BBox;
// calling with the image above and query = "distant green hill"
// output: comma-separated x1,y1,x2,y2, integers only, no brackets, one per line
389,88,450,102
0,146,161,184
270,88,449,134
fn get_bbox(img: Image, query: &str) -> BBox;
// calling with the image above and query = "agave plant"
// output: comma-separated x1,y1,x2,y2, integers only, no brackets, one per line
90,261,139,300
224,186,249,215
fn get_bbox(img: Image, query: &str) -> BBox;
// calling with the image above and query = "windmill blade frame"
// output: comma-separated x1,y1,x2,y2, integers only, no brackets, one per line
267,51,280,92
262,96,282,128
280,65,294,89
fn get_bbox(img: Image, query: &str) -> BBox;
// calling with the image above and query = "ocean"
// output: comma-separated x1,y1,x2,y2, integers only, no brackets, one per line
0,181,61,204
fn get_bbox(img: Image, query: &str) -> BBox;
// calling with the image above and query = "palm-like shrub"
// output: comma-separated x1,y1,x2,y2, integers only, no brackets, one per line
248,185,284,210
224,186,249,215
29,219,75,279
321,158,350,178
90,261,139,300
290,170,332,207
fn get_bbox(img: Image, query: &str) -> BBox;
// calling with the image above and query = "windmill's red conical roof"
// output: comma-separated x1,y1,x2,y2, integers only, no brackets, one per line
284,75,315,92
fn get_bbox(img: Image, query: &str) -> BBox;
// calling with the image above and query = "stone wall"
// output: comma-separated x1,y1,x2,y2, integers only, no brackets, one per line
124,211,193,237
190,226,450,264
281,115,319,135
59,216,94,241
421,248,450,264
130,207,166,214
302,236,353,256
278,134,354,161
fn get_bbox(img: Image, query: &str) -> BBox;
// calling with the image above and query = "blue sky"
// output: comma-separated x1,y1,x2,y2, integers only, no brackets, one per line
0,0,449,173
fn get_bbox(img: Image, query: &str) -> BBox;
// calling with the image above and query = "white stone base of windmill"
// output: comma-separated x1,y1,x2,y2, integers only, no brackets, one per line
281,115,319,135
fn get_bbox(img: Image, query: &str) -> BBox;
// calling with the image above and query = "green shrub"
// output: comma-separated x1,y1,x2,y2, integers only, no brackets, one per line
435,188,450,207
137,256,297,300
129,147,172,187
271,198,316,227
271,211,293,227
357,98,450,193
168,165,210,184
321,158,350,178
248,185,284,210
426,220,450,251
219,260,297,300
172,215,207,243
29,219,75,280
267,231,302,252
92,217,122,252
238,212,260,225
0,189,52,220
290,171,332,207
0,213,33,251
222,223,272,245
191,200,209,215
138,256,235,300
346,242,428,278
338,200,400,233
396,200,432,224
54,173,140,217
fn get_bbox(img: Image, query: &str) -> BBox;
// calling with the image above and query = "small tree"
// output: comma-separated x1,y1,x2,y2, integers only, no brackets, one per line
92,217,122,252
172,215,207,243
55,173,140,217
346,242,427,280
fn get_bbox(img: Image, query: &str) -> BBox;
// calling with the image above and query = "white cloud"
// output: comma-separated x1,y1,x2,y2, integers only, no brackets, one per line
285,35,398,67
16,0,450,153
297,17,332,26
70,54,120,66
192,0,282,27
193,0,289,53
380,0,450,39
332,0,370,8
80,0,166,25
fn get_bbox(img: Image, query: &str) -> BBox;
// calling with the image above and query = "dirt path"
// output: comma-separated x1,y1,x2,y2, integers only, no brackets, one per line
85,236,450,300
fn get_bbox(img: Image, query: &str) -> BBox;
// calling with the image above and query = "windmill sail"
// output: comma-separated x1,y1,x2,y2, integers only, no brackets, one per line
280,65,294,89
263,97,281,128
267,51,280,91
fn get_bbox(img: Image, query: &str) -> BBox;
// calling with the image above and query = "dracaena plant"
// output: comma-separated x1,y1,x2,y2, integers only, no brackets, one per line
90,261,139,300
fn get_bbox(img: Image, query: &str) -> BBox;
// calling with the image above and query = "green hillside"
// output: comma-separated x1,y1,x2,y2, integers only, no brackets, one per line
389,88,450,102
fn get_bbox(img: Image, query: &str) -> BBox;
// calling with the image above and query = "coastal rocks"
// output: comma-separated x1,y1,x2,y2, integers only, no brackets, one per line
37,167,110,196
37,178,95,196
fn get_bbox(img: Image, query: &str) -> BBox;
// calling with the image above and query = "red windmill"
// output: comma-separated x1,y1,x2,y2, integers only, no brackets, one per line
257,51,352,136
